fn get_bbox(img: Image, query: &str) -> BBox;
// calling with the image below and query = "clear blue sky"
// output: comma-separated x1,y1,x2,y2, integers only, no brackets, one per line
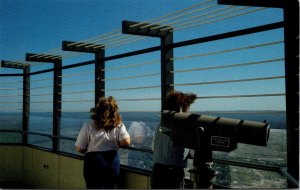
0,0,285,112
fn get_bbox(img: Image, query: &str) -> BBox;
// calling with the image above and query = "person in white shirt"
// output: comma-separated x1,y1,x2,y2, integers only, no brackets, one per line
75,96,130,189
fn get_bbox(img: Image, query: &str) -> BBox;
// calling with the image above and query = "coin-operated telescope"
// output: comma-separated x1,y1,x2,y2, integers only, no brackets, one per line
161,110,270,188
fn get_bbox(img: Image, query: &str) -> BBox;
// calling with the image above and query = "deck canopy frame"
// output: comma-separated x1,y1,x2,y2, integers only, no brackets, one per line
62,41,105,106
122,20,174,110
0,61,30,145
26,54,62,152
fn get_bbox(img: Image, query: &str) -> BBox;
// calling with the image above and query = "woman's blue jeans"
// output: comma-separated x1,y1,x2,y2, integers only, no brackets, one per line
151,162,184,189
84,150,120,189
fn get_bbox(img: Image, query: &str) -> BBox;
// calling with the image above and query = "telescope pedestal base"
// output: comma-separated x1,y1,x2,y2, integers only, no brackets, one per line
188,165,217,189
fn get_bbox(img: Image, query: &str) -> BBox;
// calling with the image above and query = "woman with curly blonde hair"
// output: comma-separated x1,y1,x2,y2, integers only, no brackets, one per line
75,96,130,189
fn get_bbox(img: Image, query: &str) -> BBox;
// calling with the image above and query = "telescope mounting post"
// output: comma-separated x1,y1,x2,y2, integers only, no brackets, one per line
189,126,217,189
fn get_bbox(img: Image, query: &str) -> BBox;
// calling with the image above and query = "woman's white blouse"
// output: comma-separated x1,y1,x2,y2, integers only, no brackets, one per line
75,121,130,153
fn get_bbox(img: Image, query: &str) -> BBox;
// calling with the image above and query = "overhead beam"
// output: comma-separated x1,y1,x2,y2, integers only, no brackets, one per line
1,60,29,69
122,20,172,37
26,53,62,63
62,41,104,53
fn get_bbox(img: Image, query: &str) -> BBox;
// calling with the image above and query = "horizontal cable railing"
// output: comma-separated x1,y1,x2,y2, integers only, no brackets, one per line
62,70,94,78
172,58,284,73
0,87,22,90
174,7,266,32
0,108,22,112
0,76,23,112
104,85,161,92
0,101,23,104
30,85,53,90
171,41,283,61
0,94,22,97
30,101,53,103
30,78,53,83
104,59,160,71
157,5,234,30
117,98,161,101
30,93,53,97
197,93,285,99
30,108,53,112
61,100,94,103
58,109,89,113
61,80,94,86
60,90,95,95
104,72,161,81
172,76,285,87
0,80,22,84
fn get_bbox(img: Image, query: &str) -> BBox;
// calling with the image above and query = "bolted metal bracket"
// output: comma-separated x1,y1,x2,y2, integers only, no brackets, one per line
1,60,29,69
26,53,62,63
62,41,104,53
122,20,172,37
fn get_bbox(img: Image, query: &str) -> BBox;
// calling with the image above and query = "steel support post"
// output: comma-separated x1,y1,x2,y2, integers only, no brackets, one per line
22,66,30,145
53,59,62,152
122,20,174,110
161,33,174,110
282,1,299,185
95,51,105,105
26,53,62,152
62,41,105,107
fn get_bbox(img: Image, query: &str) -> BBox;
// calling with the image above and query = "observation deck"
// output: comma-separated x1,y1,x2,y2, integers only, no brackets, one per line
0,0,298,189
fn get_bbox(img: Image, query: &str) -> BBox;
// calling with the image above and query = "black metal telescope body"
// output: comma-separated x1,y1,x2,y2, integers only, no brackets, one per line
161,110,270,152
161,110,270,188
